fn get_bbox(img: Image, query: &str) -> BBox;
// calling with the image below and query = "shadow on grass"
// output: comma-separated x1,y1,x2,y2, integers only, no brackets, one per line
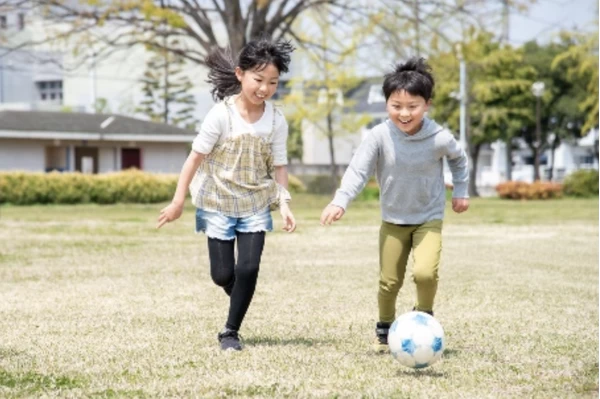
443,348,460,359
397,368,445,378
244,336,333,347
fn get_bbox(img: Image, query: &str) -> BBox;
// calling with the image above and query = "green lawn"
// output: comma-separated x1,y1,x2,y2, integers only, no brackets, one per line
0,197,598,398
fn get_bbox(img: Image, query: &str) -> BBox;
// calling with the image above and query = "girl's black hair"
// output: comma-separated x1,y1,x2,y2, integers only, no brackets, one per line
205,37,296,101
382,57,435,102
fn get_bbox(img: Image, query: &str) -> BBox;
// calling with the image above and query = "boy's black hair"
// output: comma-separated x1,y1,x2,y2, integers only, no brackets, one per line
382,57,435,102
205,36,296,101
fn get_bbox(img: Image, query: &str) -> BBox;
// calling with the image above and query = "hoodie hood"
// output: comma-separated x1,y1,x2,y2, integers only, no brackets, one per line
386,117,444,141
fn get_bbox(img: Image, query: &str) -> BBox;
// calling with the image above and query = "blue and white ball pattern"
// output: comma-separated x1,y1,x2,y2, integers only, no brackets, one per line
388,311,445,369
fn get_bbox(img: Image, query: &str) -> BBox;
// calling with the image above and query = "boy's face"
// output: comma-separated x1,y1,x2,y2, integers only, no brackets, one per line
235,63,280,106
386,90,430,135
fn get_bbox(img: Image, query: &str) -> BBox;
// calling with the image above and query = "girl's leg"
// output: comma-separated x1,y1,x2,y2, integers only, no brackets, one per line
378,222,413,323
411,220,443,314
207,238,236,296
225,231,265,331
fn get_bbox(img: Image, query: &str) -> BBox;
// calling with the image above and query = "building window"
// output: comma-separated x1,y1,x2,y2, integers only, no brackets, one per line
0,16,7,29
18,13,25,30
37,80,63,103
367,85,385,104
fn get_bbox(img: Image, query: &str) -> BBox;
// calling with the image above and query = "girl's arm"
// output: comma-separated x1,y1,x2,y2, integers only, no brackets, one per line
157,151,205,228
274,165,289,189
274,165,296,232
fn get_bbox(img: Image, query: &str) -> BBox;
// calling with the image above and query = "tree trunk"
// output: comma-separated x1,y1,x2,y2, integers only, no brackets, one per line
326,112,337,192
548,136,560,181
594,135,599,166
469,143,481,197
533,144,541,181
533,97,542,181
505,136,512,181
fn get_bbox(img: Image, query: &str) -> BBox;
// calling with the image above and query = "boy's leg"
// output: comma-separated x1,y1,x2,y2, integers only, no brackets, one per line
378,222,413,323
411,219,443,314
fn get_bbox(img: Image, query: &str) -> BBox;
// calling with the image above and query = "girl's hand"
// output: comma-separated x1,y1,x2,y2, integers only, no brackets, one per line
157,202,184,229
320,204,345,225
279,203,296,232
452,198,469,213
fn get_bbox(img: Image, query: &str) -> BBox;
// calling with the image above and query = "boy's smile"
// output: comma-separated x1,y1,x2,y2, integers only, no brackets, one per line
386,90,430,135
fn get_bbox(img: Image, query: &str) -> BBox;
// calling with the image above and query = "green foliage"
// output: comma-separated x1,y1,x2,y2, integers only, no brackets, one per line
0,170,177,205
299,175,340,195
136,40,197,130
287,174,307,194
552,31,599,133
286,118,303,162
520,38,589,146
0,170,307,205
563,169,599,198
284,7,372,176
430,32,536,147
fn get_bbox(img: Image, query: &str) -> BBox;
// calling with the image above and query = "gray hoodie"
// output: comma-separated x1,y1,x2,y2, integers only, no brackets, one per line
331,117,469,225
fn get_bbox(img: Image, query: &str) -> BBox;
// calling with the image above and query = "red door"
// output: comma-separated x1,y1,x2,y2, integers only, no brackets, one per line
121,148,141,170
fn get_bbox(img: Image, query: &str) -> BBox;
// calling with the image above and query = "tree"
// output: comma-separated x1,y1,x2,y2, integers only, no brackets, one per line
552,30,599,134
283,6,372,190
360,0,534,73
0,0,359,69
520,38,589,180
136,39,197,129
429,32,536,195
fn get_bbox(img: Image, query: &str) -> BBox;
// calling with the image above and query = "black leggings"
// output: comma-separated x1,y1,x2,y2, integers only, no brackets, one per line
208,232,265,331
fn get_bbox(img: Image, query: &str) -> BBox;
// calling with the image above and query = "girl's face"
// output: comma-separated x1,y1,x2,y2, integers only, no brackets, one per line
235,63,280,106
386,90,430,135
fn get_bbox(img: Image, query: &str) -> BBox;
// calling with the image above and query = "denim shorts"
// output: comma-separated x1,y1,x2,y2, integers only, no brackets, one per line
195,207,273,241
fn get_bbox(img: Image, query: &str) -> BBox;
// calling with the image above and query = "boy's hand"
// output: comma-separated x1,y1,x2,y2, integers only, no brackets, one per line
157,202,184,228
452,198,469,213
320,204,345,225
280,203,296,233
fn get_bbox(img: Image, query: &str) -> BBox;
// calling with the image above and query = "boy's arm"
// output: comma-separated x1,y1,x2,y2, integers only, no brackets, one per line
330,131,379,210
445,136,469,199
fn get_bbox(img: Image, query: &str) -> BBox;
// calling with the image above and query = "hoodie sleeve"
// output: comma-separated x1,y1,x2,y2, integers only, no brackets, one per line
330,130,380,210
444,134,469,198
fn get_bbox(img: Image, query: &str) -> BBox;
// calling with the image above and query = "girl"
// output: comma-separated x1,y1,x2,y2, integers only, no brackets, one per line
320,57,469,352
157,37,297,351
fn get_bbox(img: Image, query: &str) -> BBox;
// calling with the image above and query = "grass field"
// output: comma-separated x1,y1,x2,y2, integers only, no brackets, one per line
0,196,598,398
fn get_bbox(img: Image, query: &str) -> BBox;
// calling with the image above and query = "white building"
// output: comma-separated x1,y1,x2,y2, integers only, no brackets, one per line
0,6,214,120
0,110,193,174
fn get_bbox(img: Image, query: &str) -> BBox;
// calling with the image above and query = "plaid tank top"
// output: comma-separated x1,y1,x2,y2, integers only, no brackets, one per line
189,98,290,217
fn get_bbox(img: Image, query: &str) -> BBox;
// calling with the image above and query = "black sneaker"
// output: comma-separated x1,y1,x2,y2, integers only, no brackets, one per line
373,322,391,353
218,329,242,351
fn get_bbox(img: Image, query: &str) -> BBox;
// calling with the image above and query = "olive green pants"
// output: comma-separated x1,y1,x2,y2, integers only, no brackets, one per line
378,219,443,323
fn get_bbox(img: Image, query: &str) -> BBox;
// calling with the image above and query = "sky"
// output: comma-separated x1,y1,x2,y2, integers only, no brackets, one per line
509,0,598,45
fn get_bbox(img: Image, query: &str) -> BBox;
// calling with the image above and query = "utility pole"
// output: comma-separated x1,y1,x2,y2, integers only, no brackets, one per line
502,0,512,180
90,50,97,113
458,47,466,150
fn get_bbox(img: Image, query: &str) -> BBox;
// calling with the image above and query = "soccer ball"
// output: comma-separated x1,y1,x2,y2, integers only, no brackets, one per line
388,311,445,369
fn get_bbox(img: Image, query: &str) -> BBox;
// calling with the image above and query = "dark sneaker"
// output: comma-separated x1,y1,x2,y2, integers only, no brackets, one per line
373,322,391,353
218,329,242,351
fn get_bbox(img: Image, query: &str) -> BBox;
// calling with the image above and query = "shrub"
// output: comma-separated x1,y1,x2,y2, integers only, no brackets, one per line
0,170,177,205
0,170,307,205
495,181,563,200
287,174,307,193
303,175,340,195
563,169,599,198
